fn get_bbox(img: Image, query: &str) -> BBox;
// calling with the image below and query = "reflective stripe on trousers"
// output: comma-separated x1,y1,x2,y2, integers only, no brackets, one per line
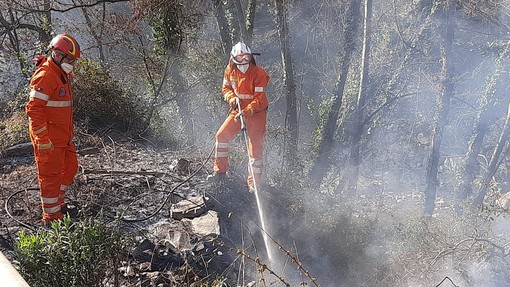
248,158,263,189
59,184,69,205
213,111,266,188
250,159,263,174
215,141,229,159
35,144,78,222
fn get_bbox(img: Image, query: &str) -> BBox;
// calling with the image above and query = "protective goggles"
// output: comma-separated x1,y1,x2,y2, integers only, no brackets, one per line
58,52,78,65
65,56,78,65
234,54,252,62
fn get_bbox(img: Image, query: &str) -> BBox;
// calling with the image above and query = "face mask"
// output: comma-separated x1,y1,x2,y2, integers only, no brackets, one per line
237,63,249,73
61,63,74,74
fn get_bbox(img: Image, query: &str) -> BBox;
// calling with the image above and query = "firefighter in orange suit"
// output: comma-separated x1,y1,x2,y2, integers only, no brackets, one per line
209,42,270,192
26,33,80,224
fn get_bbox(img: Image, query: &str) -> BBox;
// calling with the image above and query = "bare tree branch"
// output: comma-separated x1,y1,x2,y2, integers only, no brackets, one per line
12,0,128,13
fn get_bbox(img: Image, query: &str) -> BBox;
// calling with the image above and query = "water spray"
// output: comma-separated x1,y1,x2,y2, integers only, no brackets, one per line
236,98,274,262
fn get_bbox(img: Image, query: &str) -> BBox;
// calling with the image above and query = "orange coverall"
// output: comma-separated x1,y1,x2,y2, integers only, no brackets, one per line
214,62,270,189
26,57,78,223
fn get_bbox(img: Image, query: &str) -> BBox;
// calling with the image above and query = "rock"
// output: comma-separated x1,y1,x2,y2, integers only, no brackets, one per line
150,220,193,251
171,196,207,220
186,234,239,282
496,192,510,208
162,232,191,252
176,158,190,174
132,238,184,271
183,210,220,236
132,239,156,262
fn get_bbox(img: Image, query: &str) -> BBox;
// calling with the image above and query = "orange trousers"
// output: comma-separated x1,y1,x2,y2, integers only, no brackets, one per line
34,144,77,223
214,111,266,189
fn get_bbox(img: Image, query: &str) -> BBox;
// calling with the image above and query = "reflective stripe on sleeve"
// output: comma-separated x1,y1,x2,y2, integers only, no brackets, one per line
255,87,264,92
30,90,50,101
223,91,234,101
60,184,69,191
38,143,53,150
46,100,71,107
33,126,47,135
237,94,254,100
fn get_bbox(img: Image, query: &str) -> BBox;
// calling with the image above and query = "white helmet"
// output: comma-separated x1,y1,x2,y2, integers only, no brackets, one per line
230,42,252,64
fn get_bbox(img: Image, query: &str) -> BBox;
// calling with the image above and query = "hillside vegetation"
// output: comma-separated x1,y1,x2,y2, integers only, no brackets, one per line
2,0,510,286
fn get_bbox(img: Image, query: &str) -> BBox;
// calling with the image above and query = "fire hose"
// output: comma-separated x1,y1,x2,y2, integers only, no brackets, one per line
235,97,273,262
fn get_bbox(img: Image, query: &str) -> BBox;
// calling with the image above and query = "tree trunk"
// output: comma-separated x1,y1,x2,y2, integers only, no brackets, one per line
139,38,174,132
456,44,509,211
308,0,361,185
79,1,106,63
244,0,257,46
212,0,231,54
345,0,372,193
474,101,510,205
424,7,455,216
275,0,299,170
41,0,52,43
224,0,242,43
213,0,257,54
234,0,247,41
171,58,195,146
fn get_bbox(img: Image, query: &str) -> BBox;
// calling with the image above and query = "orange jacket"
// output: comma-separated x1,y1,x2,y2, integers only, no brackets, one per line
26,57,74,148
222,62,269,116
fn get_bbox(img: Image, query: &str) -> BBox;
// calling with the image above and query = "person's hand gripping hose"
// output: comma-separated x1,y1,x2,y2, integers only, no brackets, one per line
229,96,239,110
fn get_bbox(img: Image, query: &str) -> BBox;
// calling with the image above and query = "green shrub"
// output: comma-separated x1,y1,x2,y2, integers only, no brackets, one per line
14,216,130,287
0,111,30,152
73,60,149,134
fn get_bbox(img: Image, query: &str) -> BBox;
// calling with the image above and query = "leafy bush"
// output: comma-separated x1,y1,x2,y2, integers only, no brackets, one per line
14,216,130,287
0,111,29,152
0,59,152,150
73,60,149,134
0,83,30,151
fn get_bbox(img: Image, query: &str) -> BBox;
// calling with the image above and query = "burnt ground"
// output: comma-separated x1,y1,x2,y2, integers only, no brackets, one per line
2,139,463,287
0,140,309,286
